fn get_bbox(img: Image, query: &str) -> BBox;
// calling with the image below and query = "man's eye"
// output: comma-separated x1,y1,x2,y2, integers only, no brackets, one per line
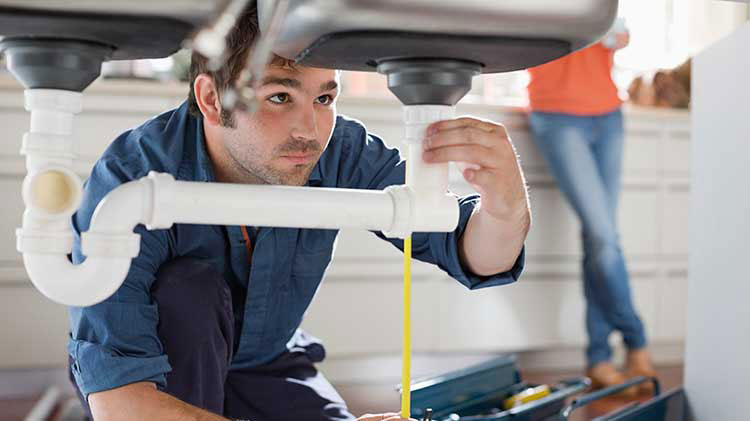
316,95,334,105
269,93,290,104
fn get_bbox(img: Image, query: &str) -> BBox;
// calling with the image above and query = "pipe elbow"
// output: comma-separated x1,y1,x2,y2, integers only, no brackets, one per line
88,177,153,234
23,253,131,307
81,178,152,259
19,177,150,306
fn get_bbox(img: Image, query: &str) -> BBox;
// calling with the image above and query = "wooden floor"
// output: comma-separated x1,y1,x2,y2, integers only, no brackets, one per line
0,396,39,421
0,365,683,421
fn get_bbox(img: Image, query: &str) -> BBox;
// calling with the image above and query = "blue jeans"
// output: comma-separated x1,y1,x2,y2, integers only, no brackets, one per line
528,109,647,367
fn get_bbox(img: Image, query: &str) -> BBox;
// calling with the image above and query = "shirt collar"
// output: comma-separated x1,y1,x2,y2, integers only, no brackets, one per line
306,161,322,186
194,115,216,183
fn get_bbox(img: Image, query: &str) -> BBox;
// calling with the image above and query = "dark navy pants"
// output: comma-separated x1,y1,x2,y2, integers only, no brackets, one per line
71,257,354,421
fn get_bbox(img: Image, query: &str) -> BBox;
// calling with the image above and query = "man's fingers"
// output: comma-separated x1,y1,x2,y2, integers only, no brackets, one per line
424,125,498,150
463,167,494,188
427,116,500,135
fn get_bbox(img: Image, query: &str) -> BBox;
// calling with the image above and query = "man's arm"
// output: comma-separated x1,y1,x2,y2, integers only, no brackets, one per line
89,383,228,421
68,158,174,408
90,382,417,421
459,202,529,276
423,117,531,276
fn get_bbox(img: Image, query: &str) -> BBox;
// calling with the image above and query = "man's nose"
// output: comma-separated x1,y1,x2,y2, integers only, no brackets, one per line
291,104,318,141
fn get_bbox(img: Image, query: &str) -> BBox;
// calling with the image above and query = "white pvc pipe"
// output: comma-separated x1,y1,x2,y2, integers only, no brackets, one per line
88,177,153,235
19,169,403,306
17,89,144,307
147,173,395,231
17,91,461,307
21,177,150,306
25,89,80,136
404,105,454,194
30,110,73,135
23,254,133,307
402,105,460,233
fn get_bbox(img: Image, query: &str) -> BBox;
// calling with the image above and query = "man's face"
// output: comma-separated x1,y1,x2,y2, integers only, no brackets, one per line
219,65,339,186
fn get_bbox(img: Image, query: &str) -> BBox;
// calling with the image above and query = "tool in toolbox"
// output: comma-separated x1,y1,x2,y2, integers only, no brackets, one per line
398,355,590,420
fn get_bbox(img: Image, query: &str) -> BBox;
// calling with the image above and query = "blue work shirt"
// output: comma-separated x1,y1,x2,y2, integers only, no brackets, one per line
67,102,525,398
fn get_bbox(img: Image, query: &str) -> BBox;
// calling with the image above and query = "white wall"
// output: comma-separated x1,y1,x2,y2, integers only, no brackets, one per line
687,0,749,56
614,1,748,76
685,21,750,421
0,76,690,373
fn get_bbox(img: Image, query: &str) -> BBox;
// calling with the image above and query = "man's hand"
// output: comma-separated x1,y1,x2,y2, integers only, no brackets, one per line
357,413,416,421
423,116,530,276
423,117,528,223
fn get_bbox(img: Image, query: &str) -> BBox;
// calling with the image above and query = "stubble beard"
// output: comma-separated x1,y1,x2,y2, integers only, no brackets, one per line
224,134,320,186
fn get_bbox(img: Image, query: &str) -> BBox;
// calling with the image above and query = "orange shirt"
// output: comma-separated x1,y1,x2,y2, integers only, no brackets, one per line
527,43,621,115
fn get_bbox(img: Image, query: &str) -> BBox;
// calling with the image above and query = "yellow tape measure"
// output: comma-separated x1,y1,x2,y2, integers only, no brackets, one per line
401,161,412,419
402,234,412,418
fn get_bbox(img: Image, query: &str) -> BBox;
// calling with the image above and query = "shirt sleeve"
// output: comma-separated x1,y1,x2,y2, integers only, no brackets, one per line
67,157,173,398
335,119,525,290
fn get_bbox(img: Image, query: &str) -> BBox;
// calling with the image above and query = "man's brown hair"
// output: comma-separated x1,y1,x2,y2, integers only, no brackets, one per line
187,5,295,122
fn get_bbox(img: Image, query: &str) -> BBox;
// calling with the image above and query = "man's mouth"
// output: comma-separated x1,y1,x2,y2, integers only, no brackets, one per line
280,153,316,164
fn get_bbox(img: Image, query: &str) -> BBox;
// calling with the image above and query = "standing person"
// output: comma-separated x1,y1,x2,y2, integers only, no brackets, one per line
526,24,656,392
67,5,530,421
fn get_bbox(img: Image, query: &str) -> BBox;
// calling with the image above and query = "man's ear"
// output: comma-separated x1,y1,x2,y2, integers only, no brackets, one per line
194,74,223,126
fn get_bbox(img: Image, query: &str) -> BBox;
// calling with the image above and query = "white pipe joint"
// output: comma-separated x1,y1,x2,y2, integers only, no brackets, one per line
24,89,82,134
21,166,83,219
381,184,458,239
17,89,85,257
17,165,84,253
21,132,76,171
22,89,81,171
22,89,80,168
382,105,460,239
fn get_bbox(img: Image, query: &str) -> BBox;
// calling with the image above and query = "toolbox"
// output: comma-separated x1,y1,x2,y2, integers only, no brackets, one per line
403,355,590,420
